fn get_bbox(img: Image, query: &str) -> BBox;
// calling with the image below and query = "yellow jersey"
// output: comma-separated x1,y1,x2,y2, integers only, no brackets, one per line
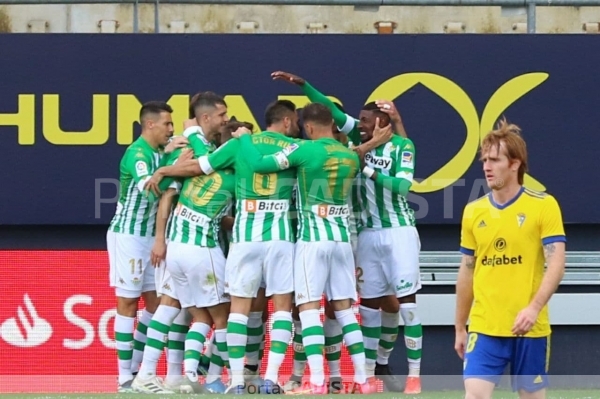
459,186,566,338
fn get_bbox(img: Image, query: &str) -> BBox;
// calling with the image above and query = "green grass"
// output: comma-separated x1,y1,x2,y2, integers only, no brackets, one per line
1,392,599,399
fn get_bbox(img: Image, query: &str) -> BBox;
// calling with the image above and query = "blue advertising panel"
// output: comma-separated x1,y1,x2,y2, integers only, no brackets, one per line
1,34,598,225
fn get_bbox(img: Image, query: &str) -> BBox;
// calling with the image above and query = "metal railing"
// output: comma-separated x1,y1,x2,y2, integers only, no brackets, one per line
420,251,600,285
1,0,598,33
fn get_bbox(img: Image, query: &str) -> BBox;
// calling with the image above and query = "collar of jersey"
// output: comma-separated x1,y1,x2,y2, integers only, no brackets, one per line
139,135,158,151
195,126,212,145
488,186,525,210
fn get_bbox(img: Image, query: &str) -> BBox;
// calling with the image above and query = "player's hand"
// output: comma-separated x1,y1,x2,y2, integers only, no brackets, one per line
512,305,540,336
454,328,468,360
376,100,401,123
183,118,199,130
144,171,164,197
151,240,167,267
231,126,251,138
372,117,393,146
164,136,189,154
271,71,305,86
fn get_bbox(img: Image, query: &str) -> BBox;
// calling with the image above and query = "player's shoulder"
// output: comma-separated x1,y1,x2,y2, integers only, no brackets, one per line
215,137,240,152
522,187,560,208
392,135,414,150
463,193,490,212
383,136,413,155
522,187,550,200
124,141,152,161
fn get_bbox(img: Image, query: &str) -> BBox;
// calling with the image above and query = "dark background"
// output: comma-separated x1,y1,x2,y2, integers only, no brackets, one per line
1,34,599,225
1,34,598,388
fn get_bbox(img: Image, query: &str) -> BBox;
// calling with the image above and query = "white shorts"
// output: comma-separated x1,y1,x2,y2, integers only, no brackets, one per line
107,230,156,298
356,226,421,299
226,241,294,298
293,241,357,306
155,262,178,300
166,241,229,309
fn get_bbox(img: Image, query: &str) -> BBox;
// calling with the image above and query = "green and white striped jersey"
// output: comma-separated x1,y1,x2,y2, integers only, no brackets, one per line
359,135,416,228
199,132,298,243
239,135,360,242
169,170,236,247
300,80,416,230
109,136,162,237
346,138,362,239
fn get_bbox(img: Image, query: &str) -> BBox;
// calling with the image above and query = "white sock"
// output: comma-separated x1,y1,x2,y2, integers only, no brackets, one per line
131,309,153,374
264,311,293,383
227,313,249,387
137,305,180,378
114,314,135,385
334,308,367,384
166,309,190,384
299,309,325,387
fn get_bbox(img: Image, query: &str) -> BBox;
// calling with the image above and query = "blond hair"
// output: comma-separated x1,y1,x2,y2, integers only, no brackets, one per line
480,118,528,185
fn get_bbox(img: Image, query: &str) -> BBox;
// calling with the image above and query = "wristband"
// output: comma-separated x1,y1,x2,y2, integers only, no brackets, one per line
362,166,375,179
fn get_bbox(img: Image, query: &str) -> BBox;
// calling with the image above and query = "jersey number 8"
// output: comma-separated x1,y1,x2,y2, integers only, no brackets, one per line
466,332,478,353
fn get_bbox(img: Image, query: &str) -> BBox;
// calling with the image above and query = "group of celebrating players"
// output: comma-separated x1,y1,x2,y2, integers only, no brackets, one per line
107,70,567,399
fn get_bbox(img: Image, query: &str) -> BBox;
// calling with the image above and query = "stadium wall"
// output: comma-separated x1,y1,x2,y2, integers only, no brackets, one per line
1,34,599,392
1,4,600,34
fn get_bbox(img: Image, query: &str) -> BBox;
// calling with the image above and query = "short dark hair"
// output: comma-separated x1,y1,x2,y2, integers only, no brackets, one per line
191,91,227,116
189,92,203,118
226,118,254,133
362,101,390,125
302,103,333,126
265,100,296,127
140,101,173,123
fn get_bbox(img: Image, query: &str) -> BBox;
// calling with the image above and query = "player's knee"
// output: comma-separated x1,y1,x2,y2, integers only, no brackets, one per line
141,290,159,312
271,293,293,312
292,305,300,320
324,303,336,320
380,295,400,313
160,294,181,308
464,378,495,399
208,304,230,329
116,295,139,316
359,297,381,310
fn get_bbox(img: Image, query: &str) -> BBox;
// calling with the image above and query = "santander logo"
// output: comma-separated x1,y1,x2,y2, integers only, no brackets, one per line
0,294,53,348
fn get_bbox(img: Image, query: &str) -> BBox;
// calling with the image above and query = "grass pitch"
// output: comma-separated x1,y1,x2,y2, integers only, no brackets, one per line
1,392,598,399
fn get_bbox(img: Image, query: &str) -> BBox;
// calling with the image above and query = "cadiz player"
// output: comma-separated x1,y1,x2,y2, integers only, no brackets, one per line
455,119,566,399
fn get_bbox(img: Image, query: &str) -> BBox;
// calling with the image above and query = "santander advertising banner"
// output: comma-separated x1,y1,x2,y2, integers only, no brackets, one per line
0,251,362,393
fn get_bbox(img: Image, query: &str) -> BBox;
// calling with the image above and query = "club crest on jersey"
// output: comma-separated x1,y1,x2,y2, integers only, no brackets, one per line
282,143,299,156
517,213,526,228
365,152,392,170
401,151,414,168
135,160,149,176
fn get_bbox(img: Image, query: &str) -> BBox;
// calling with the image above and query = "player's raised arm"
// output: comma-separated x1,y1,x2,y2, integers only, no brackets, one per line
512,196,566,336
236,129,299,174
272,71,354,132
363,135,415,197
